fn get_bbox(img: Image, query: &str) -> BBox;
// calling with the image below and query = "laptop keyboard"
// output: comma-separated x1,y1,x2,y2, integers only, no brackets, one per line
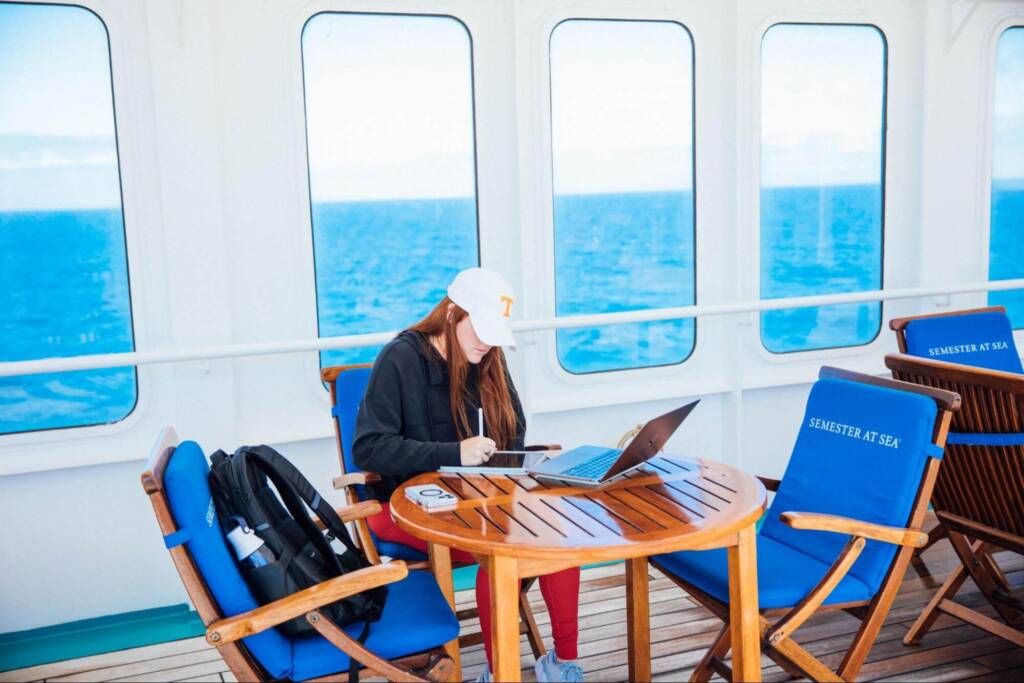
561,449,621,479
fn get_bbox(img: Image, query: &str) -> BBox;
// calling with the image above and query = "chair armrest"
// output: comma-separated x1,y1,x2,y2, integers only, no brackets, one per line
526,444,562,451
311,500,382,531
757,476,781,492
337,500,381,523
206,561,408,645
780,511,928,548
333,472,382,489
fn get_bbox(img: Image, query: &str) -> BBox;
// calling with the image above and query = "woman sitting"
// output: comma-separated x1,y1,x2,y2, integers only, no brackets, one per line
353,267,584,682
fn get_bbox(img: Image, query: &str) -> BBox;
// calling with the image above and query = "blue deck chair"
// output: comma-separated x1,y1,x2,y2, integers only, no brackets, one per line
321,363,550,657
890,305,1023,374
649,367,959,682
141,427,459,682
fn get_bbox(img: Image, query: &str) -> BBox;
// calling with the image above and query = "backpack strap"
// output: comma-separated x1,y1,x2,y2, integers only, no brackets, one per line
207,449,243,530
240,446,364,559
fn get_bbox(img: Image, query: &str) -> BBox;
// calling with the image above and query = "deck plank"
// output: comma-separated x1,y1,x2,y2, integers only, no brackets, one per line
1,528,1020,683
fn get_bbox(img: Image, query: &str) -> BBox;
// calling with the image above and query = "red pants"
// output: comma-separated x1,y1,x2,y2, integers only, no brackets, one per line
369,505,580,665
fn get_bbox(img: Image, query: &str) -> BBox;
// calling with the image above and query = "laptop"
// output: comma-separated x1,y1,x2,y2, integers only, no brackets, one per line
529,400,700,487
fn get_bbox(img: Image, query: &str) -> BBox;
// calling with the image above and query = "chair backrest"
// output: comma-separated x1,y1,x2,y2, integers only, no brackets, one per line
323,364,373,476
760,367,956,594
141,429,293,681
890,306,1023,374
886,353,1024,540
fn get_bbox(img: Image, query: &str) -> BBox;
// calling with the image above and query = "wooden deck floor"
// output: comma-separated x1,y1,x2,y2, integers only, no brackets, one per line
3,534,1021,682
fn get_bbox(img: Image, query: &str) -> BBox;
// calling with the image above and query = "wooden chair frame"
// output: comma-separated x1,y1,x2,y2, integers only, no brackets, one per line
141,427,455,682
889,307,1014,585
322,364,549,662
886,352,1024,649
650,367,960,682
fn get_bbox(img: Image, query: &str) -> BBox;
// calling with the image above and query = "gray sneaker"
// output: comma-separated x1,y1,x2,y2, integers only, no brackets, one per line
534,651,584,682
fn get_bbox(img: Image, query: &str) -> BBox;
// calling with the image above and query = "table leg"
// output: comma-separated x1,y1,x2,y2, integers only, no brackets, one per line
489,554,521,682
728,524,761,682
428,543,461,682
626,557,651,682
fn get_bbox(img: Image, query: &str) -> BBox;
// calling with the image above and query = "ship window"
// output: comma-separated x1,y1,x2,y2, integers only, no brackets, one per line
0,3,135,436
302,13,479,367
989,26,1024,326
759,24,886,353
550,19,696,374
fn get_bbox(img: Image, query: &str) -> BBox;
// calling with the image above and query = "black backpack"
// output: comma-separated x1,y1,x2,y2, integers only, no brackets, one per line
208,445,386,640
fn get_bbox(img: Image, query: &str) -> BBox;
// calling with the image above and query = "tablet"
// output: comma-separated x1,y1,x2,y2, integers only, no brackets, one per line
439,451,550,475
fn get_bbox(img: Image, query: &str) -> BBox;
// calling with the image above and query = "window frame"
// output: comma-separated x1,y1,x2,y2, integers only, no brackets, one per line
546,15,699,377
756,21,889,356
987,24,1024,328
0,0,139,437
299,9,483,372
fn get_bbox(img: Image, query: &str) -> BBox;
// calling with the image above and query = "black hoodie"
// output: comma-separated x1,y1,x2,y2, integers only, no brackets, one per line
352,329,526,502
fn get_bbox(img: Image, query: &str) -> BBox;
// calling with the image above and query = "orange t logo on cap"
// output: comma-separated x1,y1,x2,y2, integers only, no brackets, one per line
500,295,513,318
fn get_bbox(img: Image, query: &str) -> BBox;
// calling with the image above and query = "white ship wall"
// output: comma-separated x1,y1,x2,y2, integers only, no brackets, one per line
2,0,1023,632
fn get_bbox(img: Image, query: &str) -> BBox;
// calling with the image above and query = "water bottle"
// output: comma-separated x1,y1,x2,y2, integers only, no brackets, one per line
226,525,276,568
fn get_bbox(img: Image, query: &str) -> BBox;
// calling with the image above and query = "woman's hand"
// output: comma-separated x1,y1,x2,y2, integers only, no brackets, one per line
460,436,497,466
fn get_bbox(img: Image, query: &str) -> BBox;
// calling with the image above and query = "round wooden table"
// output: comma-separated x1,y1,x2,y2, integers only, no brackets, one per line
391,453,767,682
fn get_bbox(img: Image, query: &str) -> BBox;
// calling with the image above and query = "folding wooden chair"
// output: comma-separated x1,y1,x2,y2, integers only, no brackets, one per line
886,353,1024,648
650,366,959,682
322,363,551,659
141,427,459,682
889,306,1018,580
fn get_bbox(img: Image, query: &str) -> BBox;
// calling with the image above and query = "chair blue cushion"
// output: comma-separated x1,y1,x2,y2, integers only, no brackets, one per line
333,367,374,500
655,377,937,609
654,535,874,609
163,441,294,679
332,367,431,563
760,378,936,594
903,311,1022,373
375,539,430,562
291,569,460,681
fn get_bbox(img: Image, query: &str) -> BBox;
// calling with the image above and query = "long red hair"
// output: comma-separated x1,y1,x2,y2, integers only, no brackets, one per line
409,297,518,450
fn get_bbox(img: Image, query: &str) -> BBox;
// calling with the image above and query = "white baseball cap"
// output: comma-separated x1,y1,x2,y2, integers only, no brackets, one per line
447,267,517,350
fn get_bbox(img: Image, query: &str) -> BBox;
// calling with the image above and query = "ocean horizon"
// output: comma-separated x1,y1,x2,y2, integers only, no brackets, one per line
2,181,1021,433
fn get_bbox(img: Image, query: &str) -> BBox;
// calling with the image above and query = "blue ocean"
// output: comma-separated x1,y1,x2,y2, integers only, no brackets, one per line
2,184,1022,434
0,209,135,434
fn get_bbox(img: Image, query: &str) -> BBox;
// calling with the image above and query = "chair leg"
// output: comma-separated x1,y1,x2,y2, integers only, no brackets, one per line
910,524,945,580
980,544,1011,592
947,532,1022,627
838,545,916,681
904,551,971,645
919,524,946,553
763,644,808,681
689,623,731,683
519,582,546,659
771,637,842,682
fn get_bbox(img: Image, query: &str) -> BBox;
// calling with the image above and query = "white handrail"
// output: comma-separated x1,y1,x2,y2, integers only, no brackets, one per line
2,278,1023,378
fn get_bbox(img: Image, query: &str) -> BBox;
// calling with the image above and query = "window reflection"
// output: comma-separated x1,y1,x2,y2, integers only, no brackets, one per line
759,24,886,353
0,3,135,435
303,13,480,367
988,27,1024,326
550,19,696,374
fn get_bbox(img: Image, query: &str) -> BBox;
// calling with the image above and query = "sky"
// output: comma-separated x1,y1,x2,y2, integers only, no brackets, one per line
302,13,476,203
760,24,885,188
549,19,694,196
1,9,1021,211
994,27,1024,181
0,3,120,211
